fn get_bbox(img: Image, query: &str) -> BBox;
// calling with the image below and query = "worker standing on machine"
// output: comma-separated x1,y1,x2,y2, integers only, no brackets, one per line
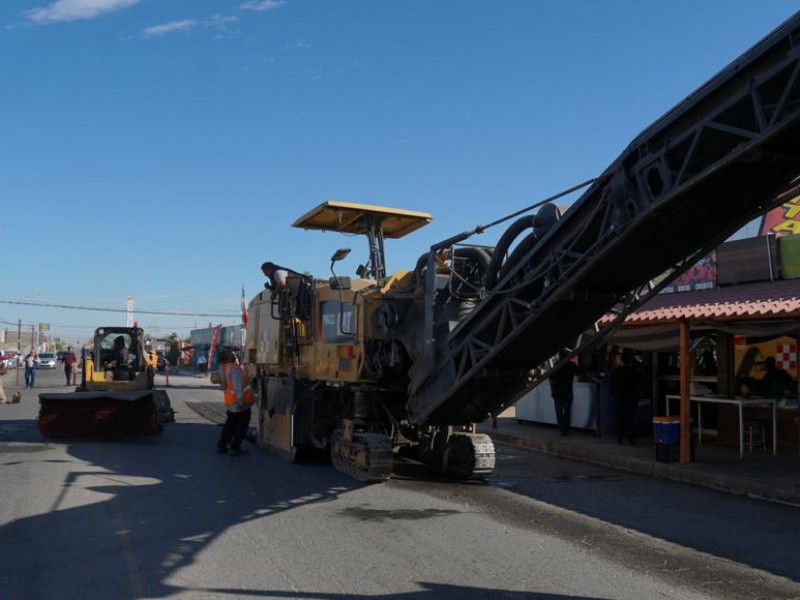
261,261,289,291
261,261,314,321
215,350,254,456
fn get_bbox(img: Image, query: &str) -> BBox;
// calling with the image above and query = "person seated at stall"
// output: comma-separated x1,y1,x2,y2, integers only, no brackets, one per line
758,356,796,396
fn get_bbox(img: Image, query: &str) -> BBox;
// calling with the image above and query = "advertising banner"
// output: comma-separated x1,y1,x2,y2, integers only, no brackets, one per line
734,335,797,402
760,191,800,236
661,252,717,294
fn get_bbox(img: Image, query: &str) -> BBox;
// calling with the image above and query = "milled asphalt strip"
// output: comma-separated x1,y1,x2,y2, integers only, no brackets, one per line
393,480,800,600
185,400,800,504
184,401,226,425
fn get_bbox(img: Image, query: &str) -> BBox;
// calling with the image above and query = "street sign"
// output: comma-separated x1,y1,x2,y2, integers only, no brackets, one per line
39,322,50,331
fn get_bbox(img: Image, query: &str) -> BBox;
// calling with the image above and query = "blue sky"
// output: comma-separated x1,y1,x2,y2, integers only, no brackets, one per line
1,0,798,346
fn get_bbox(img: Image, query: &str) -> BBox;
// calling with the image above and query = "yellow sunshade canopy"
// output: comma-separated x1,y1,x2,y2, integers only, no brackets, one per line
293,201,432,239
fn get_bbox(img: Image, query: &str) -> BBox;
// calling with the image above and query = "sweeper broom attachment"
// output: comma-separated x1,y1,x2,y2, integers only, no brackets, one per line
37,326,174,439
38,390,164,438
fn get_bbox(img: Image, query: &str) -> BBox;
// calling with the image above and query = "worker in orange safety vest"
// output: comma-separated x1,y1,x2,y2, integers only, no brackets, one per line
216,350,254,456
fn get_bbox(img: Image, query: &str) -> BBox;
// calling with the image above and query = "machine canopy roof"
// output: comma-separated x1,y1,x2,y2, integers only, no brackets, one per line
293,201,432,239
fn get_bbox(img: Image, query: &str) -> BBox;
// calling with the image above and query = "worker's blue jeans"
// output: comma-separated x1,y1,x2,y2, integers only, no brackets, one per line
24,366,35,388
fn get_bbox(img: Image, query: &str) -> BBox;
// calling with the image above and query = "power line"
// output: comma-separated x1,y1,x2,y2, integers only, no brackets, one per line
0,298,237,318
0,319,194,333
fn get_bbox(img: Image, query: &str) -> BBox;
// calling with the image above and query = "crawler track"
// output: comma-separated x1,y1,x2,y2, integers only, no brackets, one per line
331,430,394,482
442,433,496,480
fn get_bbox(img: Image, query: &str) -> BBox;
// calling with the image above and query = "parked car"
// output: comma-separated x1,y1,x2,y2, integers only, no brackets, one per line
0,350,19,370
35,353,57,369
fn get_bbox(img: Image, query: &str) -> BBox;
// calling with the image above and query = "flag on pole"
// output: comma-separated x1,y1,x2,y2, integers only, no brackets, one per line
208,325,222,371
241,286,248,327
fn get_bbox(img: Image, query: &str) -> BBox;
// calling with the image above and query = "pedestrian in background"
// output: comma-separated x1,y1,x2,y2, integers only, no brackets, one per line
0,361,7,403
214,350,254,456
549,351,580,436
62,346,77,386
23,350,36,389
610,349,641,445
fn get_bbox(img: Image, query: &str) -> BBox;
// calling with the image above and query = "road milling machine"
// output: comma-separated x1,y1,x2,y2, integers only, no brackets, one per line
38,326,174,438
245,11,800,481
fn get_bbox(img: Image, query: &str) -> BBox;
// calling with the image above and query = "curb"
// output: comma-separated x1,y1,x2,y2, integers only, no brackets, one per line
485,429,800,506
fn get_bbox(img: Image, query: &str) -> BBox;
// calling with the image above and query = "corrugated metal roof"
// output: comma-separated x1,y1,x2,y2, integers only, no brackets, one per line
601,279,800,324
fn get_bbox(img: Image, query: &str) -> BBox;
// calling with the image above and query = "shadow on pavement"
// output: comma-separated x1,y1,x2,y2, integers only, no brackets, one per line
198,584,601,599
0,416,589,599
0,418,360,598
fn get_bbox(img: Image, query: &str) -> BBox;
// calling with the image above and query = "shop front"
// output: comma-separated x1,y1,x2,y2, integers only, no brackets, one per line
602,278,800,457
509,282,800,455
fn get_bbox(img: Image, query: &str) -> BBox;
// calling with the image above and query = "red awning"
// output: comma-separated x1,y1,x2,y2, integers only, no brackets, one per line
601,279,800,325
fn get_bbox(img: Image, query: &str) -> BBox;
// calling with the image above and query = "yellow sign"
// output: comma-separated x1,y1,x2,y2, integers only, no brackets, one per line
734,335,796,380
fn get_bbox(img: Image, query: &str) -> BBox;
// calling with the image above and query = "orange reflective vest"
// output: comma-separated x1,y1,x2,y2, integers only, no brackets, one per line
223,363,254,407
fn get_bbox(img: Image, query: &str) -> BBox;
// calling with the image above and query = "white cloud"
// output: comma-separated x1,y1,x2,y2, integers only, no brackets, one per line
139,15,238,39
27,0,142,24
239,0,285,12
143,19,198,37
209,15,239,26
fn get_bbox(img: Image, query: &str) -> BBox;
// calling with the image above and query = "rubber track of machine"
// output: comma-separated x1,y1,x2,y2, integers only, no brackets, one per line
330,430,393,483
442,433,496,480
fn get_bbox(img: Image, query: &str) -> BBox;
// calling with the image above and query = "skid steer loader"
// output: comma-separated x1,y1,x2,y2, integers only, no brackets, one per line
38,326,174,438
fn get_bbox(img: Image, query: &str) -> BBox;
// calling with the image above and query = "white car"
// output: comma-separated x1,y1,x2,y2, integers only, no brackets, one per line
35,353,57,369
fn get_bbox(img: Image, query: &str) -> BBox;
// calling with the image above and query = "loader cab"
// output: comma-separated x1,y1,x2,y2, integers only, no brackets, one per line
97,331,134,374
84,326,152,388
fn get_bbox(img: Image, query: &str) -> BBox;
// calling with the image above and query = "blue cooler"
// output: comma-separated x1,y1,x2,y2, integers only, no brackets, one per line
652,417,681,444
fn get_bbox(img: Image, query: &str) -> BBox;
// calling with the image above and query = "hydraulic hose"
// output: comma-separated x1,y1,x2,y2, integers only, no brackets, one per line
484,215,535,290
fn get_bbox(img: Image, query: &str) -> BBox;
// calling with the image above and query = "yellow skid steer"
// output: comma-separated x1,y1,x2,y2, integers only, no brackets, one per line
38,326,174,438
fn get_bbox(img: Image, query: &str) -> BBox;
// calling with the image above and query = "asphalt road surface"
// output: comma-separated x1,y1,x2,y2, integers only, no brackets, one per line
1,367,799,599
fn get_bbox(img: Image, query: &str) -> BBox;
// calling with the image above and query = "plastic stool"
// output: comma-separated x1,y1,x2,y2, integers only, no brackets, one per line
743,421,767,452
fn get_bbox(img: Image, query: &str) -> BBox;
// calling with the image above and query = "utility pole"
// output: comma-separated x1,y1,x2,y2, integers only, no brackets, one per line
15,317,21,387
126,296,134,327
